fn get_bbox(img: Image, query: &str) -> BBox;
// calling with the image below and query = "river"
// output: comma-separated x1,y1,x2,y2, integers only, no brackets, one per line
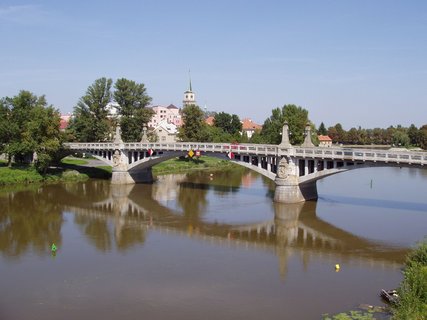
0,166,426,319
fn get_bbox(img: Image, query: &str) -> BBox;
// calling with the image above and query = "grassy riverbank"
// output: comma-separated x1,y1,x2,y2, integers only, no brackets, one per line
0,165,89,185
0,157,103,185
322,239,427,320
392,239,427,319
0,156,237,186
152,156,237,175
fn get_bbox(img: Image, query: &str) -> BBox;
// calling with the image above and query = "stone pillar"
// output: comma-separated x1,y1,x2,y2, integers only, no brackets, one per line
114,124,123,144
112,167,154,184
140,126,149,143
267,157,272,172
274,157,318,203
258,156,262,168
304,159,309,176
301,123,315,148
279,122,292,148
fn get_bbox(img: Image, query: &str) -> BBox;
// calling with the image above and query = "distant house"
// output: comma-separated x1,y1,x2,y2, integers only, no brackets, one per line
318,135,333,147
152,119,179,143
205,116,215,126
59,114,72,132
148,104,182,128
241,118,262,138
106,102,120,118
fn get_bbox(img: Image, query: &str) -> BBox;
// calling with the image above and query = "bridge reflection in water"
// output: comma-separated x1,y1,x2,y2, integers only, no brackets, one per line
54,176,408,279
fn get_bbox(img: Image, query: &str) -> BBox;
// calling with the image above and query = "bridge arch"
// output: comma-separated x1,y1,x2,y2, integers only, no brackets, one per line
297,161,422,184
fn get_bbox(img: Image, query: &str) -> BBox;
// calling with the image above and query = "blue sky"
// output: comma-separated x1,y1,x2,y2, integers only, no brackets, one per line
1,0,426,129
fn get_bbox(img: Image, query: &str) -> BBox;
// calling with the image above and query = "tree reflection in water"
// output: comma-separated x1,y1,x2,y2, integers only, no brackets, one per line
0,185,63,258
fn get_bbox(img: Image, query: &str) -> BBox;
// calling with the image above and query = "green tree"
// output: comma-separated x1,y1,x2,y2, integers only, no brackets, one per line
392,130,410,147
384,126,396,145
407,124,420,146
205,125,232,143
230,114,243,135
114,78,153,141
213,112,242,136
68,77,112,142
0,99,14,160
327,123,346,144
178,104,208,142
259,104,309,145
0,91,61,171
346,128,359,144
317,122,327,135
418,125,427,150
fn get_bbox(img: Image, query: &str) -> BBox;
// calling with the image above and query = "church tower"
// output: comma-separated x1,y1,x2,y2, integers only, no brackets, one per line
183,73,196,107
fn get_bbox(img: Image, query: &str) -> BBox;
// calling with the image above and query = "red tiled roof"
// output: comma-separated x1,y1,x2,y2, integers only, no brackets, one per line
205,116,215,126
241,118,262,130
318,135,332,141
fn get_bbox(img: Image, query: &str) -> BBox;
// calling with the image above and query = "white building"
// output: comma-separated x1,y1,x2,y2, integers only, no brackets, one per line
147,104,182,128
318,135,333,147
241,118,262,138
106,102,120,118
152,119,179,143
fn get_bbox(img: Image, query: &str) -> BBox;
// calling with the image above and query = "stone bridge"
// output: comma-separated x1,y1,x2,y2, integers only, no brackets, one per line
64,123,427,203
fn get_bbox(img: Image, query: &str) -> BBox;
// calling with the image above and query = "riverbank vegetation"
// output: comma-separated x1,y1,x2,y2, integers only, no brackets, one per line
0,91,63,173
392,239,427,319
152,156,238,175
318,123,427,149
322,306,386,320
0,156,236,186
0,165,88,186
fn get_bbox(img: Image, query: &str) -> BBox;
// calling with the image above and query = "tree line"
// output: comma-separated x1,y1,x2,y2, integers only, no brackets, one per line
320,122,427,149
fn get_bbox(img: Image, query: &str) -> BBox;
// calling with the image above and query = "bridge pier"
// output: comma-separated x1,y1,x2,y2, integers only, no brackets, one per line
274,177,318,203
274,157,318,203
111,168,153,184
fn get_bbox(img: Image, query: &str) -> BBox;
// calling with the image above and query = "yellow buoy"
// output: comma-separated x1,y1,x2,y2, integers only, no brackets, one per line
335,264,340,271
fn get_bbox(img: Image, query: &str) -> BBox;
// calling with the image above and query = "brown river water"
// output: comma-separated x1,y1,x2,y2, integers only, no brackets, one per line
1,166,426,319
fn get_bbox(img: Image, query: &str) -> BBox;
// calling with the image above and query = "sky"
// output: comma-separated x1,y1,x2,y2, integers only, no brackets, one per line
0,0,426,129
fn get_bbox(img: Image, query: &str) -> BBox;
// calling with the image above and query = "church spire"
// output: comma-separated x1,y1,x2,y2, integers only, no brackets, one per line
183,70,196,107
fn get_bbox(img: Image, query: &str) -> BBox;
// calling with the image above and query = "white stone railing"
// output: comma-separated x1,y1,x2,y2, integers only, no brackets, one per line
64,142,280,155
294,147,427,166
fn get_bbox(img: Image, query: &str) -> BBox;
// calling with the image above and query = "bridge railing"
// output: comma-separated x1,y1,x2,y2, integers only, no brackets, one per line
294,147,427,165
65,142,280,156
